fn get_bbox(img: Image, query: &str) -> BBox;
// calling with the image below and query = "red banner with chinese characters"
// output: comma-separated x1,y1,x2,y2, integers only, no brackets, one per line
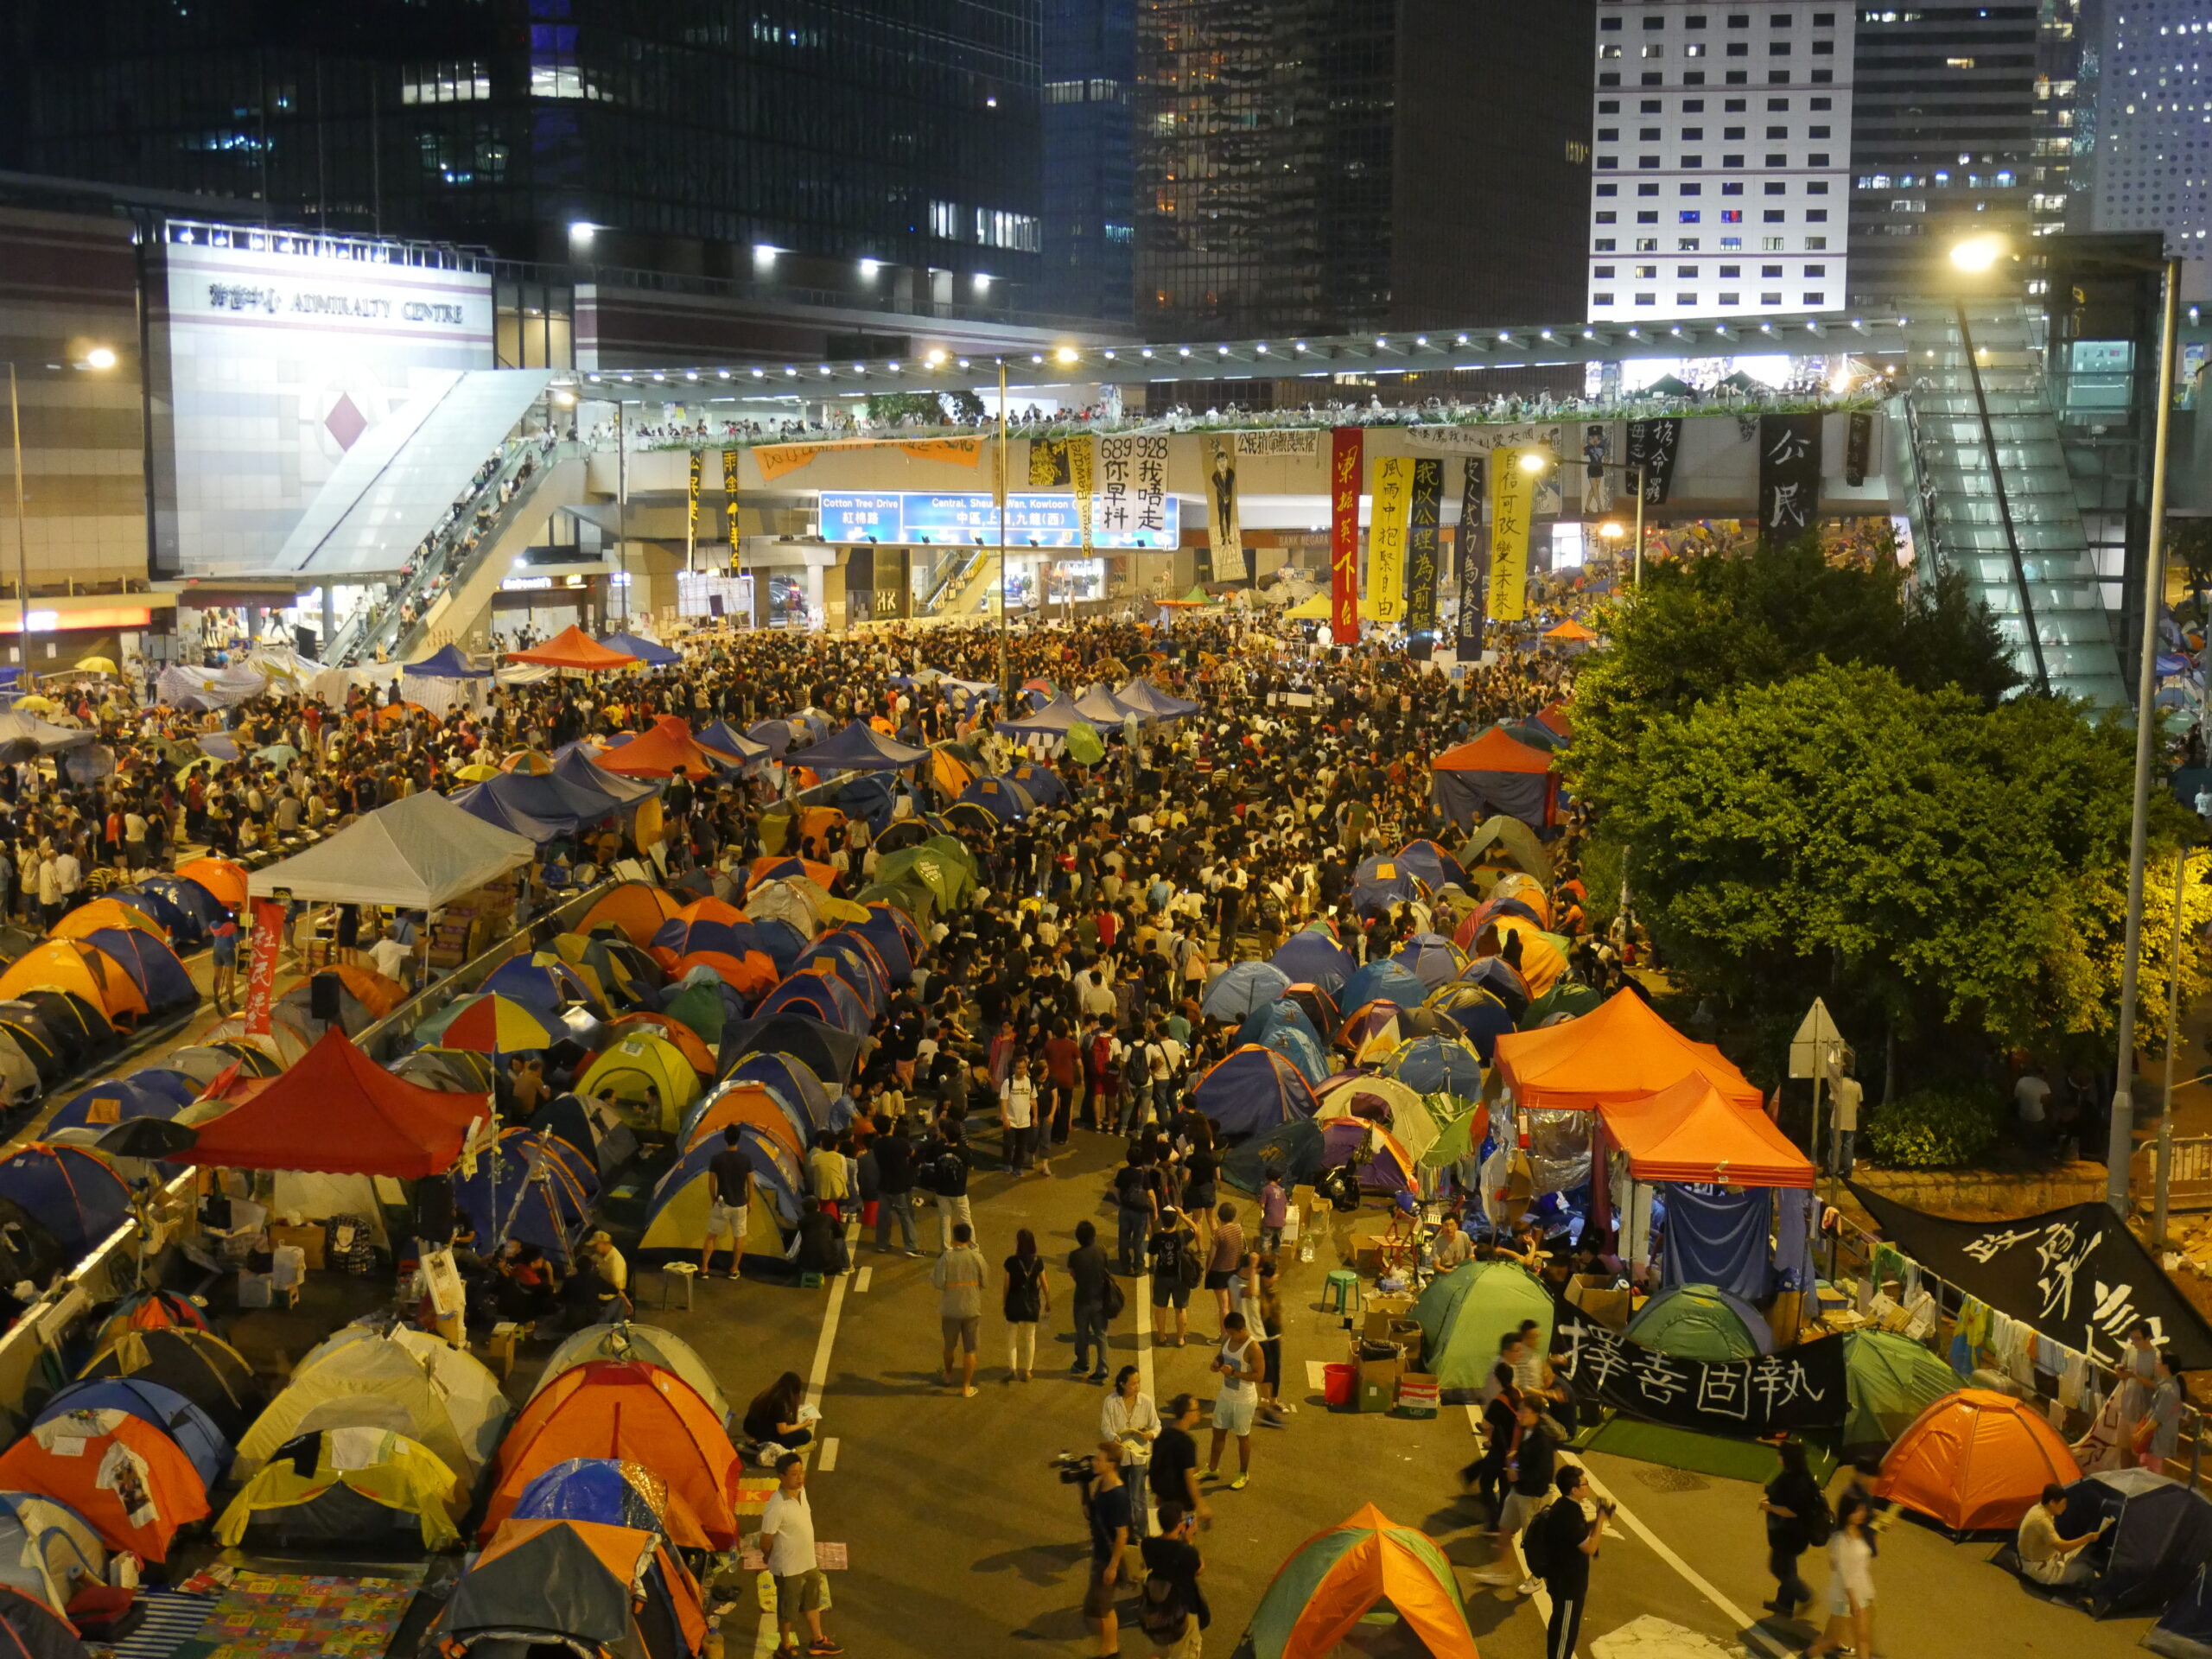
241,898,285,1037
1328,427,1363,644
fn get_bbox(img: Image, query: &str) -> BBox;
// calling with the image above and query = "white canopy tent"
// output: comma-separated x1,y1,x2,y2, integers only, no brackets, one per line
245,791,533,909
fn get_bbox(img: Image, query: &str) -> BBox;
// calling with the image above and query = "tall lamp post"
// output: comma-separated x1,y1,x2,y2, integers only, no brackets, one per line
994,358,1009,704
8,346,118,664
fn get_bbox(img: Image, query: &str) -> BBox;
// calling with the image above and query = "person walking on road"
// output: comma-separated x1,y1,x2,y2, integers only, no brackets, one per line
1803,1494,1877,1659
1149,1394,1211,1529
1758,1439,1827,1618
871,1115,918,1255
1203,1311,1261,1491
1138,1502,1209,1659
1481,1395,1557,1593
1069,1219,1113,1382
1534,1465,1604,1659
1001,1054,1039,1176
759,1452,842,1657
1002,1226,1049,1382
932,1222,987,1397
1147,1205,1196,1349
1082,1441,1134,1659
925,1126,972,1253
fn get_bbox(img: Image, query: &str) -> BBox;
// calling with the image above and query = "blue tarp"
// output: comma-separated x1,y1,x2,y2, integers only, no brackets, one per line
787,722,929,772
404,644,488,679
598,631,680,667
1193,1046,1319,1137
511,1459,676,1531
452,782,568,844
1659,1183,1775,1303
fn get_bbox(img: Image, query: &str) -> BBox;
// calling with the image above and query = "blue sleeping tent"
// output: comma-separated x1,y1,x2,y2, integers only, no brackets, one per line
1271,931,1353,994
1192,1046,1321,1137
1200,961,1290,1021
1351,855,1429,916
2153,1561,2212,1658
1385,1034,1487,1097
82,930,195,1012
727,1052,831,1130
2058,1467,2212,1618
1237,1002,1329,1086
0,1144,130,1255
1340,959,1427,1017
45,1076,188,1141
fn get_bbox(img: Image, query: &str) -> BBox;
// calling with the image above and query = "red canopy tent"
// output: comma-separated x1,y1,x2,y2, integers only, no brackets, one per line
1429,727,1558,827
186,1027,485,1177
505,626,639,671
597,716,726,779
1596,1075,1814,1187
1491,988,1760,1113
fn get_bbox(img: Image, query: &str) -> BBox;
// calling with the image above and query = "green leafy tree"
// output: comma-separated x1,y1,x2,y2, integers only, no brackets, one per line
865,391,949,426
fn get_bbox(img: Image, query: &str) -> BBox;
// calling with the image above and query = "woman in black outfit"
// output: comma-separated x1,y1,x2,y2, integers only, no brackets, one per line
743,1370,813,1449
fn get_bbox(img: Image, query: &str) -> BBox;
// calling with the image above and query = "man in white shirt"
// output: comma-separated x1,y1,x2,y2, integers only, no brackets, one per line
758,1452,836,1657
368,931,414,988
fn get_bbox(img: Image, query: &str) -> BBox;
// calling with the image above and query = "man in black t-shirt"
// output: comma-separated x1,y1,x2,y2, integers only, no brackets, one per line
1139,1503,1210,1639
1535,1465,1602,1659
871,1118,918,1255
1147,1393,1210,1528
702,1126,753,1279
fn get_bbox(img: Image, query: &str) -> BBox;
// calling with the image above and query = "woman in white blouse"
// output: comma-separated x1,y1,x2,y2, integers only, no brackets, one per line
1100,1364,1160,1536
1805,1493,1875,1659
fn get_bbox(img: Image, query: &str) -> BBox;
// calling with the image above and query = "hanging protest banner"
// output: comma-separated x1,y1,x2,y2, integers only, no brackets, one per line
1329,429,1362,645
1845,410,1874,487
1405,458,1443,632
1624,418,1682,505
1850,1186,2212,1368
1028,435,1071,487
242,897,288,1039
721,449,741,557
1551,1303,1847,1435
1758,413,1823,545
1232,429,1321,459
1202,435,1242,586
1368,456,1413,624
1487,447,1533,624
1070,434,1096,556
684,450,702,569
1455,454,1486,655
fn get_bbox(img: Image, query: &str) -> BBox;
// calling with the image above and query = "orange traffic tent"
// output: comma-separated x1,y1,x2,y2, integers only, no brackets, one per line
174,856,249,911
505,626,639,671
1597,1076,1815,1188
1874,1389,2078,1532
681,1082,804,1160
1430,726,1558,828
1247,1503,1478,1659
186,1027,484,1178
578,882,683,949
480,1360,740,1547
0,941,149,1025
1492,988,1760,1112
0,1408,210,1560
596,716,726,779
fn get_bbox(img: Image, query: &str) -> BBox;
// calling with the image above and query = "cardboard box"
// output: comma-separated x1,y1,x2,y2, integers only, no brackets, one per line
1362,1309,1401,1343
1395,1371,1440,1419
1567,1274,1632,1332
268,1222,325,1271
1357,1377,1395,1414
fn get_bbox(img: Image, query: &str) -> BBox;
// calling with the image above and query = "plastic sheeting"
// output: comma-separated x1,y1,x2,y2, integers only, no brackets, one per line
1659,1182,1772,1303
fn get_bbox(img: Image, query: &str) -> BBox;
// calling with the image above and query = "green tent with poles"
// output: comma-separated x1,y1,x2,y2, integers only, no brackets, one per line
1842,1330,1958,1449
1412,1260,1554,1397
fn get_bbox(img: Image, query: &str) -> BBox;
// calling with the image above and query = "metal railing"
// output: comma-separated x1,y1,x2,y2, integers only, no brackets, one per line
2136,1135,2212,1215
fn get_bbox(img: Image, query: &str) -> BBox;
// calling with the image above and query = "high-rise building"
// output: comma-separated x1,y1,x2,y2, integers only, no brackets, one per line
1845,3,2042,308
1040,0,1137,322
2077,0,2212,292
0,2,1065,315
1585,0,1855,325
1137,0,1595,341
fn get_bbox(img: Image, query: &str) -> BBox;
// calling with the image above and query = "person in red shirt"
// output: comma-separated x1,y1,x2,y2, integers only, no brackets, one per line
1042,1020,1082,1147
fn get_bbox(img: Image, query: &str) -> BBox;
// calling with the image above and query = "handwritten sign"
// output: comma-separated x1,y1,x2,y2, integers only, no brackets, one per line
1551,1302,1847,1434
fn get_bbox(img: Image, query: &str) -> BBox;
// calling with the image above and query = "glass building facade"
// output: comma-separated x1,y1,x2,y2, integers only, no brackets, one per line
1,1,1052,306
1040,0,1137,321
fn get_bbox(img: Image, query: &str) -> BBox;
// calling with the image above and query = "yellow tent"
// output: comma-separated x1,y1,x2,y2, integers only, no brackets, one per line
579,1033,702,1132
216,1427,460,1548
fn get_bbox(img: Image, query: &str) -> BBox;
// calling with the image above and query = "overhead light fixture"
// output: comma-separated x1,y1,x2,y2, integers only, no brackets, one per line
1056,346,1078,364
859,258,880,277
926,348,947,366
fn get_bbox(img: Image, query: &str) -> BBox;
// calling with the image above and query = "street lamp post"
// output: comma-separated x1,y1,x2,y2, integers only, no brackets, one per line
995,358,1009,703
1524,449,1648,583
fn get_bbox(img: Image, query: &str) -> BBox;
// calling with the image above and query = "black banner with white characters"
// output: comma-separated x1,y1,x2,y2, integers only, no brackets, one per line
1455,454,1486,656
1624,418,1682,505
1851,1186,2212,1369
1551,1301,1847,1434
1757,413,1823,545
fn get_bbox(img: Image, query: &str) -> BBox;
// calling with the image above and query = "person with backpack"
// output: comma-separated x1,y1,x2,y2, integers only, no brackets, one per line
1137,1502,1209,1659
1528,1464,1605,1659
1480,1395,1558,1593
1113,1152,1157,1275
923,1127,971,1254
1147,1205,1198,1348
1758,1438,1829,1618
1001,1227,1050,1383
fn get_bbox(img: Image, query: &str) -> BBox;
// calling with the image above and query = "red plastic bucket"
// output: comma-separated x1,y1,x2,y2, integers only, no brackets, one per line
1323,1363,1357,1408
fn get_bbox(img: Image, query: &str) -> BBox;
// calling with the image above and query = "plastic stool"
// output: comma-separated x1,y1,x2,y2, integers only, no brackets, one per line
1323,1269,1361,1315
660,1262,697,1312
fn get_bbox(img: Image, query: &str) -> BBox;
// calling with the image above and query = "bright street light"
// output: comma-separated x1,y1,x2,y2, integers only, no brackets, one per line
82,347,116,372
1598,520,1626,540
1517,450,1548,474
1055,346,1077,364
1949,233,2006,273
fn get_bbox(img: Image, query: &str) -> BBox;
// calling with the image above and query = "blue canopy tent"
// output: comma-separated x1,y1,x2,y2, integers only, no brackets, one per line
994,693,1089,740
1192,1045,1321,1137
1270,931,1353,993
553,747,658,807
35,1379,231,1488
787,722,929,772
404,644,488,678
452,784,568,844
1073,685,1139,725
597,632,680,667
696,721,769,765
1341,959,1428,1016
469,766,627,835
1384,1033,1486,1097
1351,855,1431,917
1201,961,1291,1021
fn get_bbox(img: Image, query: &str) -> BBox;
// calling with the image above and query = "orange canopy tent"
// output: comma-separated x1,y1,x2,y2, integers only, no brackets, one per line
174,856,249,911
1430,726,1558,828
0,941,149,1024
186,1027,484,1178
505,626,639,671
1597,1076,1815,1187
1874,1389,2077,1532
1492,988,1760,1112
1247,1503,1478,1659
481,1360,740,1546
1542,619,1599,643
596,716,726,779
0,1408,210,1560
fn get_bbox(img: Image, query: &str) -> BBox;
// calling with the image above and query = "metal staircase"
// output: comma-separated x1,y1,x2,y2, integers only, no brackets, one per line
916,549,998,622
1891,299,2129,707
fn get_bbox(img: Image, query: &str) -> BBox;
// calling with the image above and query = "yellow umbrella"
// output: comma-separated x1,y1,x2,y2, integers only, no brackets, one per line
73,657,118,677
818,896,872,925
11,696,57,714
456,762,503,782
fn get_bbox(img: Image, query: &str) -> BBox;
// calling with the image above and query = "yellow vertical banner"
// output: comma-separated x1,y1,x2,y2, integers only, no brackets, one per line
721,449,741,559
1368,455,1413,623
1488,446,1532,623
1070,434,1096,556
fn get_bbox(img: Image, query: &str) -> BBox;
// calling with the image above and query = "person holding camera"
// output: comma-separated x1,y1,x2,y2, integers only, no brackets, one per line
1530,1465,1605,1659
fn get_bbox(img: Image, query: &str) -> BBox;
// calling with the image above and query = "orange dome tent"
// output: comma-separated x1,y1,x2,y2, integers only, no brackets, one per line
0,942,149,1025
1247,1503,1478,1659
667,949,777,999
174,856,248,911
577,882,683,949
52,899,165,943
0,1408,210,1560
680,1082,804,1160
480,1360,739,1546
1874,1389,2078,1532
604,1012,716,1078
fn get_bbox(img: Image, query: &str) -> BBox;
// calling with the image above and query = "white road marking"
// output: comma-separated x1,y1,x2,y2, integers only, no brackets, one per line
1135,1274,1160,1535
854,1267,872,1294
817,1437,840,1471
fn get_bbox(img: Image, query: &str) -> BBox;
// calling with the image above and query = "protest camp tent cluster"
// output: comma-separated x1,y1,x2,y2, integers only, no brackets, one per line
1429,727,1558,828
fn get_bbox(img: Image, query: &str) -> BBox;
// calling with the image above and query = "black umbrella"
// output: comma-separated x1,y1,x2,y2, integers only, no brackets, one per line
95,1117,200,1160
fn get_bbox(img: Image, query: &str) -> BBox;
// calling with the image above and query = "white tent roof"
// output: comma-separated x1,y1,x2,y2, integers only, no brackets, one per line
246,791,533,909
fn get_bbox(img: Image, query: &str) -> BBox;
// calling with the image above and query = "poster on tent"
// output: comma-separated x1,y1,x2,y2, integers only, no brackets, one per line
1328,428,1363,645
242,898,286,1038
1551,1303,1847,1435
1851,1185,2212,1369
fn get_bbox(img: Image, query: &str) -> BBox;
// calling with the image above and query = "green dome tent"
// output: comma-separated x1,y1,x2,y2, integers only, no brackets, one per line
1411,1260,1554,1398
1625,1283,1773,1362
1246,1504,1478,1659
1842,1330,1957,1449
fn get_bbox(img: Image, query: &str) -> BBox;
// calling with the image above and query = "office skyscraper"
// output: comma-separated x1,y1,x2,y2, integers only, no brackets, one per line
1138,0,1596,341
1040,0,1137,321
1585,0,1854,325
2079,0,2212,290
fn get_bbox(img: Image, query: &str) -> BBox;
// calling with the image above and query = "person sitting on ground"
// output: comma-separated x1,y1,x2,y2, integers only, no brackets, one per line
2016,1483,2107,1586
744,1370,818,1450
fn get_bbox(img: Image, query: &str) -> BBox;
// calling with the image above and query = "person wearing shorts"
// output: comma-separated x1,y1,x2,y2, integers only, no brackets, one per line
1147,1208,1194,1347
1082,1441,1133,1656
931,1221,987,1397
1204,1313,1260,1491
209,917,238,1014
703,1126,753,1280
759,1453,841,1656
